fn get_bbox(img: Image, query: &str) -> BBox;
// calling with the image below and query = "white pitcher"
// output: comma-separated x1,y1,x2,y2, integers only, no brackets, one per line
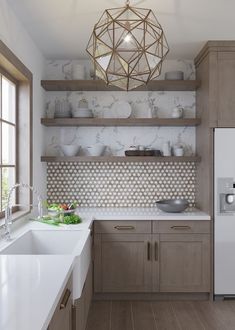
171,107,184,119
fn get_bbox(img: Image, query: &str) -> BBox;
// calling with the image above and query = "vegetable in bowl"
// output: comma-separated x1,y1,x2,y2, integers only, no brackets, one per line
63,214,82,224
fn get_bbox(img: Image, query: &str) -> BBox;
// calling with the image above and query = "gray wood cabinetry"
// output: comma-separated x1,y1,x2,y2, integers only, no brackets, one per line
94,233,152,292
159,234,210,292
194,41,235,213
217,52,235,126
48,276,73,330
94,220,211,294
73,264,93,330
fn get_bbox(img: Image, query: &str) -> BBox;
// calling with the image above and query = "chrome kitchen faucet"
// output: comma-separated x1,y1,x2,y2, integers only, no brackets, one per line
4,183,43,241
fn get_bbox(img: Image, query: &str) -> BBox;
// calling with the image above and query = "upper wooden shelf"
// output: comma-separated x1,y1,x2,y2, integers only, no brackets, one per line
41,117,201,127
41,79,200,92
41,156,201,163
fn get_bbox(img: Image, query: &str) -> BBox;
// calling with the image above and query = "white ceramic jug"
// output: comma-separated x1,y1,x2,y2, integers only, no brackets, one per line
171,107,184,119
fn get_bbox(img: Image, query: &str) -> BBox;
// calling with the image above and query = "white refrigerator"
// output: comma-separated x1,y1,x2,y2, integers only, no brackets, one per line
214,128,235,296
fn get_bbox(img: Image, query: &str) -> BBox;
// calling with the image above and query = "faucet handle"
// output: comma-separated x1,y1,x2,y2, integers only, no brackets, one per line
5,206,12,224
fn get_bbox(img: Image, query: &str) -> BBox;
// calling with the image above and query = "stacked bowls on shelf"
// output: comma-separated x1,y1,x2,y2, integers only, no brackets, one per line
72,98,93,118
54,99,71,118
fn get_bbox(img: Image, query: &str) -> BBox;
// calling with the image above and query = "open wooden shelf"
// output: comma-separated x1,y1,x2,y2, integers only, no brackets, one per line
41,156,201,163
41,117,201,127
41,79,200,92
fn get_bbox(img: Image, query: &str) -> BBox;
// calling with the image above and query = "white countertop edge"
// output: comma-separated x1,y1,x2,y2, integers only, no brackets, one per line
42,258,74,330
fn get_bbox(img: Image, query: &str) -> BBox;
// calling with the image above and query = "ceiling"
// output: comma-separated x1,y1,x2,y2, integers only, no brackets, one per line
7,0,235,60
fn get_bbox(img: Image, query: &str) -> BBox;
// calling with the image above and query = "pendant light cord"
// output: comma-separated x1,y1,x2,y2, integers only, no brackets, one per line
126,0,130,6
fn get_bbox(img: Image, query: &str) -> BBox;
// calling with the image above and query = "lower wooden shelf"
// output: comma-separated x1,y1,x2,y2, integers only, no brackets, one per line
41,156,201,163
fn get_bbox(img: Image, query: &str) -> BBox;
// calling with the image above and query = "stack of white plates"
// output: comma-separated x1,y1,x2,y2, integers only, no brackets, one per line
72,108,93,118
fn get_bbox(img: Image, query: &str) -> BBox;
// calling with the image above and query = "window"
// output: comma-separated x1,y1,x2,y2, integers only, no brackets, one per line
0,40,32,223
0,72,17,214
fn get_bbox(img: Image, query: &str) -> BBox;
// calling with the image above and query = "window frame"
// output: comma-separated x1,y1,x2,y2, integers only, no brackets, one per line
0,66,19,218
0,40,33,223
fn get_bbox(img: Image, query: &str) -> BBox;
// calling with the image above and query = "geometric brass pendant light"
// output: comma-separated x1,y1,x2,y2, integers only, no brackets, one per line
86,1,169,91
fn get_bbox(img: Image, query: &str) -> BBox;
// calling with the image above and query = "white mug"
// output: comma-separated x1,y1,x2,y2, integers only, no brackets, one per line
171,107,184,119
174,146,184,156
162,141,171,156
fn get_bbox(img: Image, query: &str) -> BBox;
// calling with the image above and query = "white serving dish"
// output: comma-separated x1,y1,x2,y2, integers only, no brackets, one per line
87,144,106,156
55,111,71,118
61,144,80,157
165,71,184,80
72,109,93,118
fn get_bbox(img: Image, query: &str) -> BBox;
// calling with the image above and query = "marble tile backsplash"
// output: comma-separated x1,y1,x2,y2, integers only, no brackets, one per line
47,162,196,208
45,59,197,206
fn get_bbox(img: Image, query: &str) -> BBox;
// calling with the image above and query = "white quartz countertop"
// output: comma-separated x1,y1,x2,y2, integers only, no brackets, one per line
0,206,210,330
0,255,74,330
77,207,211,223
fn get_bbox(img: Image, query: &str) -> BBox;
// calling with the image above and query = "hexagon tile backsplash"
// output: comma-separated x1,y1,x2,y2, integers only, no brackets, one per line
47,162,196,207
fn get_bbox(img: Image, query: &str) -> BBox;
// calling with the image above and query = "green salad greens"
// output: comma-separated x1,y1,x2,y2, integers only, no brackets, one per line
63,214,82,225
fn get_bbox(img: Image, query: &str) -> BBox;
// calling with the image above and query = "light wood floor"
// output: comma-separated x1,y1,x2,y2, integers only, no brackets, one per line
86,300,235,330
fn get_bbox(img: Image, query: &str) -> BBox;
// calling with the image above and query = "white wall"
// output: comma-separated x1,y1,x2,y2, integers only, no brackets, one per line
0,0,47,202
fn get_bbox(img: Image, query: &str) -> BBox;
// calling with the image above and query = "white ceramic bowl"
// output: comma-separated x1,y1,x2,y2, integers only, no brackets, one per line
87,144,106,156
165,71,184,80
61,144,80,157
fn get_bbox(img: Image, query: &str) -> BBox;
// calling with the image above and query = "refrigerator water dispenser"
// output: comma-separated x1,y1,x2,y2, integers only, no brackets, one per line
218,178,235,214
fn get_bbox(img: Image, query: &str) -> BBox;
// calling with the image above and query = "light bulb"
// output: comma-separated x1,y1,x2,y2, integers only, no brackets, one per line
124,33,132,42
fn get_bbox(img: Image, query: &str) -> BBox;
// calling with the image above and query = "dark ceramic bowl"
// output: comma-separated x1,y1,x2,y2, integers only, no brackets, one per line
156,198,189,213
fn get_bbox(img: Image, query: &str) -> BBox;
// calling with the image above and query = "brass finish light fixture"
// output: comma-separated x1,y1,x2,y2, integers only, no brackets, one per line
86,1,169,91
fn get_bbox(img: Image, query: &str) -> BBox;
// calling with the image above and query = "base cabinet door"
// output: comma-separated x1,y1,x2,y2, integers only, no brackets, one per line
74,264,93,330
159,234,210,292
94,233,152,292
48,277,72,330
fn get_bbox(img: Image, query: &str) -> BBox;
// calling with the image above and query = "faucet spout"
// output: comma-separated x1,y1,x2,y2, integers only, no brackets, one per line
4,183,43,241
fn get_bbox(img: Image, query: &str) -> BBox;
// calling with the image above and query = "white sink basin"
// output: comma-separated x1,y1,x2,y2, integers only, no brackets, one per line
1,230,86,255
0,229,92,300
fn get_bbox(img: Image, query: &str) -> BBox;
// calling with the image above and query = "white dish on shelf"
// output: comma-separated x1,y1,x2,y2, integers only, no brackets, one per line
86,144,106,156
72,109,93,118
61,144,80,156
103,101,132,118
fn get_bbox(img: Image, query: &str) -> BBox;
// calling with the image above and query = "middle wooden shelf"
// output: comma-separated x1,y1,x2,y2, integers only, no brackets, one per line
41,117,201,127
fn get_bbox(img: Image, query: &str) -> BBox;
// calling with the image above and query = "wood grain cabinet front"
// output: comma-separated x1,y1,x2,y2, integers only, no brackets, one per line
217,52,235,127
48,276,73,330
73,264,93,330
158,234,210,292
93,220,211,294
94,233,152,293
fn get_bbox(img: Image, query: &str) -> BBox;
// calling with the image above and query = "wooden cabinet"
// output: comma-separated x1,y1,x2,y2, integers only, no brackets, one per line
94,220,211,294
94,233,152,292
155,220,210,293
73,263,93,330
158,234,210,292
48,276,72,330
217,52,235,126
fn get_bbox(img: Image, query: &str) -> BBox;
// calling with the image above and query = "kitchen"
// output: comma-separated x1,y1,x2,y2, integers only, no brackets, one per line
0,1,235,329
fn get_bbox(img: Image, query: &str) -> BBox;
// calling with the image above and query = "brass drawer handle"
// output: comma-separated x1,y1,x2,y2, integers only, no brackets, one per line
155,242,158,261
114,226,135,230
60,288,71,309
170,225,191,230
147,242,151,261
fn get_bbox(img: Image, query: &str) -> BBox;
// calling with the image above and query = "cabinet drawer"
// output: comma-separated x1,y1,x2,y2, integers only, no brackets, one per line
153,221,210,234
94,220,151,234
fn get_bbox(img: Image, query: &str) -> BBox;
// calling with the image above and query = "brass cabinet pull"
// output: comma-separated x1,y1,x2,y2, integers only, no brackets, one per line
114,225,135,230
170,225,191,230
147,242,151,261
155,242,158,261
60,288,71,309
